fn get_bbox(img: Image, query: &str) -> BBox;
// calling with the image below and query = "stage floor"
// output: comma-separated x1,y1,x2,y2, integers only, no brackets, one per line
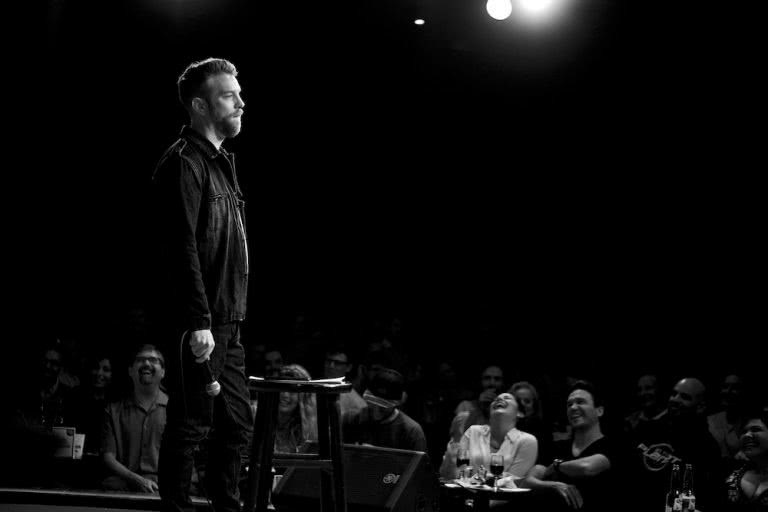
0,488,265,512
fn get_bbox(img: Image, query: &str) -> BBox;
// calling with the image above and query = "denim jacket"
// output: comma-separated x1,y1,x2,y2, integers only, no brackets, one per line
150,126,248,331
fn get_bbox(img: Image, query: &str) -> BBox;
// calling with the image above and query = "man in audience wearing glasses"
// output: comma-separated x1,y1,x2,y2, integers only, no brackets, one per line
322,345,366,416
101,344,168,493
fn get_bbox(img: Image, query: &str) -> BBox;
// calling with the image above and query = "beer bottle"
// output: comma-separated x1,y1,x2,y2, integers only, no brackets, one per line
681,463,696,511
664,463,682,512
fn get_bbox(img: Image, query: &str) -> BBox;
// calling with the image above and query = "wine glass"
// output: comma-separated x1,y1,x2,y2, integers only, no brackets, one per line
456,447,469,480
490,454,504,491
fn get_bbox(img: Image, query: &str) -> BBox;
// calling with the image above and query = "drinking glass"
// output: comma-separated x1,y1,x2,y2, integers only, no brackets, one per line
490,454,504,490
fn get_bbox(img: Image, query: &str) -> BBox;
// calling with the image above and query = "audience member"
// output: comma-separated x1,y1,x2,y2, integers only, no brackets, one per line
721,405,768,510
628,376,722,511
244,340,266,378
101,344,167,493
274,364,318,454
322,345,366,417
709,373,751,469
420,359,467,466
623,373,666,434
24,342,77,428
264,347,284,378
449,365,505,441
5,343,74,487
356,346,406,396
510,380,551,462
70,353,115,456
439,392,538,486
521,380,621,512
342,367,427,452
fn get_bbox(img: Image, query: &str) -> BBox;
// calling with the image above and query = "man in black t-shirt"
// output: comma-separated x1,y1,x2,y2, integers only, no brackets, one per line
627,377,722,512
520,380,621,512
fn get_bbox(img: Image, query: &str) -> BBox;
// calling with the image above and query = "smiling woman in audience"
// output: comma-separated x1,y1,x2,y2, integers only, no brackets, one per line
274,364,318,454
440,392,538,486
723,404,768,510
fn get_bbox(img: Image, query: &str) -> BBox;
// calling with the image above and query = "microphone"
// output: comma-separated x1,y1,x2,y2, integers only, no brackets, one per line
201,359,221,396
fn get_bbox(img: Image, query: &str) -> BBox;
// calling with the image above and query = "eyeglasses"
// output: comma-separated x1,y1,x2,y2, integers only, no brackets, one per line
325,358,349,367
135,356,163,366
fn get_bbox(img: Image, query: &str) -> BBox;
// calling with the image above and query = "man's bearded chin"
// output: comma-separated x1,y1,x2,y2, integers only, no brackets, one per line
217,116,241,138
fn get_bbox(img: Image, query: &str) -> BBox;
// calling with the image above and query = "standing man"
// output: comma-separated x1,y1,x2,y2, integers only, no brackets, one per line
149,57,253,512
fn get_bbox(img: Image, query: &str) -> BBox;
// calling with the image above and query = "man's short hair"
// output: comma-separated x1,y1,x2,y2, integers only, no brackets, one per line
367,368,404,401
569,379,603,408
132,343,165,368
177,57,238,110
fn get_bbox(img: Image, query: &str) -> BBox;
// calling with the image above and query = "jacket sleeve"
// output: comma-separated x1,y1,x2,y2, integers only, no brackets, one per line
152,153,211,331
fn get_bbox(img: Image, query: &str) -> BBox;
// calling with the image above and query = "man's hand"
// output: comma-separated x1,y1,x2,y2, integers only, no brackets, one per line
189,329,215,362
478,388,498,405
132,474,159,493
552,481,583,509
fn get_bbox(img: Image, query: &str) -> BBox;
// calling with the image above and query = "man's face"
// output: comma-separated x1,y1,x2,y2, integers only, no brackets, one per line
481,366,504,392
513,387,534,417
265,351,283,378
202,73,244,139
637,374,659,409
366,401,395,422
323,352,350,379
567,389,603,430
42,349,63,384
719,374,743,409
129,349,165,387
668,378,705,418
91,358,113,389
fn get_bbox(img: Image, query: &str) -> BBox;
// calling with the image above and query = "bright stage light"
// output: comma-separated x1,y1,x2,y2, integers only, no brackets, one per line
414,18,425,25
486,0,512,20
514,0,568,26
518,0,556,15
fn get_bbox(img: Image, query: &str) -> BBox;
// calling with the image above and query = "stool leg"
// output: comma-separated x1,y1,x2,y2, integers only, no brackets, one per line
326,394,347,512
244,392,278,512
316,396,333,512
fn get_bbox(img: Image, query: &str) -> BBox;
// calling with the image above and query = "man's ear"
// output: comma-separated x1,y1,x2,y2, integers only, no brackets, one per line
192,97,207,115
596,405,604,418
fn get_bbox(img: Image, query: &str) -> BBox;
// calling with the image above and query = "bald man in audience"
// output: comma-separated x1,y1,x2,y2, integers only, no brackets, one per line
627,377,722,512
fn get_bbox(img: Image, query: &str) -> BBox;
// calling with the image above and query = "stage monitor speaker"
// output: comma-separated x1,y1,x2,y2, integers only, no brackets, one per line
271,443,441,512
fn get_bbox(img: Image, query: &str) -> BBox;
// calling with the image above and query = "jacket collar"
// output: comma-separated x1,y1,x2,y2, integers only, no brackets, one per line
180,125,230,160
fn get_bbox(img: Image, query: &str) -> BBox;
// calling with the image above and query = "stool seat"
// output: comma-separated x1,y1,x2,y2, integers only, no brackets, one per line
244,377,352,512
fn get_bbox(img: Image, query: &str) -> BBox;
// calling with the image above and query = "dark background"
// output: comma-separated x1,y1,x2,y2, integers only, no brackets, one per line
36,0,763,378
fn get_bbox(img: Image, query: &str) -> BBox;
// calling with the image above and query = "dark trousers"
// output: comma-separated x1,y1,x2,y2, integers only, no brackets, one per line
158,322,254,512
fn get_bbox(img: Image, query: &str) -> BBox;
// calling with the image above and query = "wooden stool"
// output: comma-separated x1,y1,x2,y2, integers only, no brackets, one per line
244,378,352,512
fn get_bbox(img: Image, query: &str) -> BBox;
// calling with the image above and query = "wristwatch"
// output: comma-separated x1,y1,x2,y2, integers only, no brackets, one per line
552,458,564,475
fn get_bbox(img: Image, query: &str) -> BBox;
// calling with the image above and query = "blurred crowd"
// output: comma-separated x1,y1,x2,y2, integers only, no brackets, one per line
3,309,766,511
